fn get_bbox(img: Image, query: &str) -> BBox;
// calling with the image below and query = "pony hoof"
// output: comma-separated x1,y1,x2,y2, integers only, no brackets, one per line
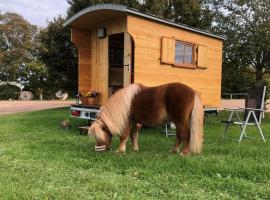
170,149,179,154
116,149,126,154
179,152,190,156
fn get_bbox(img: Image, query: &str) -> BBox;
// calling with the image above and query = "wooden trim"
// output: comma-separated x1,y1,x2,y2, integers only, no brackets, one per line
173,63,196,69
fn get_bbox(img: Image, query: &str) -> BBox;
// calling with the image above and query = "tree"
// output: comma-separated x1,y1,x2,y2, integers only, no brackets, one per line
67,0,213,30
141,0,213,30
0,12,36,82
38,16,78,96
0,12,47,99
210,0,270,89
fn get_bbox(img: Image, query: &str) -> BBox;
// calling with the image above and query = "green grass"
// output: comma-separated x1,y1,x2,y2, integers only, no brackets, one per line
0,108,270,200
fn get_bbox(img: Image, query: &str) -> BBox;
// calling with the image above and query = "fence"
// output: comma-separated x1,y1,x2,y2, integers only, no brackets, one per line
222,93,247,99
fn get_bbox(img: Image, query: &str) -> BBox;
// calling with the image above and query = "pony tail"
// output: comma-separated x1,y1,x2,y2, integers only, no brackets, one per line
189,93,204,154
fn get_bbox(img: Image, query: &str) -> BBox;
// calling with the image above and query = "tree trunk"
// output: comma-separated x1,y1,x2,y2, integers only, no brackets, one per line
255,68,264,86
38,88,43,100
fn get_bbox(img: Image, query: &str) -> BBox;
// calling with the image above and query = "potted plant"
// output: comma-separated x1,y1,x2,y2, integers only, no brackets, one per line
79,90,100,105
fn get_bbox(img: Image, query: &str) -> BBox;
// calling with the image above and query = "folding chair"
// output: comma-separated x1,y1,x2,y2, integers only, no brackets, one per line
163,107,218,136
221,86,266,143
164,122,176,137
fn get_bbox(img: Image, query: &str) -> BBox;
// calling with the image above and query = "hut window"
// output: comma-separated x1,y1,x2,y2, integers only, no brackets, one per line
174,41,195,68
161,37,207,69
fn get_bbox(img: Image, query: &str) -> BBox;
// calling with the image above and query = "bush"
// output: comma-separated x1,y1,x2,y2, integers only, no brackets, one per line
0,85,21,100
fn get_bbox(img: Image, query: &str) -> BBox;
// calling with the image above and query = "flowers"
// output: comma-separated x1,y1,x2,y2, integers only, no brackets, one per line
84,90,99,97
78,90,100,105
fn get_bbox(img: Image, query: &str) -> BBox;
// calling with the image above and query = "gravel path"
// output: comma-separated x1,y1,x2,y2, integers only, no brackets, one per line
0,99,269,115
219,99,270,112
0,100,75,115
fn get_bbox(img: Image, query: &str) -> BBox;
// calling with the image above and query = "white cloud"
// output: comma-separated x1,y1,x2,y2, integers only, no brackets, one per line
0,0,69,27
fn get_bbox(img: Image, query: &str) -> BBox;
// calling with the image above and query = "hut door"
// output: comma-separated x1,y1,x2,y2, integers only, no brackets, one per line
123,32,133,86
108,33,124,96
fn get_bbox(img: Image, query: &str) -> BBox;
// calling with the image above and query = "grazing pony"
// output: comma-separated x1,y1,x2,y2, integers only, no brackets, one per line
89,82,204,155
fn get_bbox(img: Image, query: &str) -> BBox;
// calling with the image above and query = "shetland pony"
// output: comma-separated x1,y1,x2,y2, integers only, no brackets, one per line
89,83,204,155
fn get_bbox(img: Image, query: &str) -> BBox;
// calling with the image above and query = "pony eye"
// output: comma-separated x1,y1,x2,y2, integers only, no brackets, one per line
101,126,108,132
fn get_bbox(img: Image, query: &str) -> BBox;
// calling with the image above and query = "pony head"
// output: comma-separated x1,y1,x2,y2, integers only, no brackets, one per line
88,119,112,152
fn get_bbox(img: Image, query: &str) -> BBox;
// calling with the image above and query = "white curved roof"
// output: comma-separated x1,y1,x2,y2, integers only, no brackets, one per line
64,4,225,40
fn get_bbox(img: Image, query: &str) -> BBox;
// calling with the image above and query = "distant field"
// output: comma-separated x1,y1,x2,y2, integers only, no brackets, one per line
0,108,269,199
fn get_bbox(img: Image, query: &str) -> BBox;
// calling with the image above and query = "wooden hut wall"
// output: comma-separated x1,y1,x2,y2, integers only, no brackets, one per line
71,28,91,96
127,15,223,107
72,17,126,105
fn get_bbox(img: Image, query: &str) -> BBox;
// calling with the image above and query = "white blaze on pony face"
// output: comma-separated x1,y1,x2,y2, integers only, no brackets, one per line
88,121,110,152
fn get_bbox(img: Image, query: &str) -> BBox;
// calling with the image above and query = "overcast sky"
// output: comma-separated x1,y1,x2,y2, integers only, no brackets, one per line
0,0,69,27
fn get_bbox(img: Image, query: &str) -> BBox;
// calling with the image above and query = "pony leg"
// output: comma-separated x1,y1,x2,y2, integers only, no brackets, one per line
117,124,132,153
180,141,190,156
130,123,142,151
173,121,190,155
171,137,181,153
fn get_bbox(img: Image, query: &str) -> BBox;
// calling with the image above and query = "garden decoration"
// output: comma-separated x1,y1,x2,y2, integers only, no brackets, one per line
60,119,71,129
18,91,33,100
89,82,204,155
56,90,69,100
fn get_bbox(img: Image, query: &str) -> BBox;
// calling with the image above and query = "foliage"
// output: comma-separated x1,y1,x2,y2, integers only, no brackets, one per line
38,16,78,96
140,0,214,30
210,0,270,90
0,108,270,199
0,85,20,100
0,13,46,82
0,12,47,99
67,0,214,30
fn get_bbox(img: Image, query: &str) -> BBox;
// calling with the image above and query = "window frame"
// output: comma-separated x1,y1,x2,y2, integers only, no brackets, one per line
173,40,197,69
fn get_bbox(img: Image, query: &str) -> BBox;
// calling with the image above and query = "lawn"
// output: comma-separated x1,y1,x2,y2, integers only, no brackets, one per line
0,108,270,200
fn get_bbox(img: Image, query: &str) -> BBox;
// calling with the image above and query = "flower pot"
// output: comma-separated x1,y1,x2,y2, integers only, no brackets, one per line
80,95,100,105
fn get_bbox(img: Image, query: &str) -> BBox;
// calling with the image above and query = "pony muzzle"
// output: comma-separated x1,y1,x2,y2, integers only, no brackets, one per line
95,145,107,152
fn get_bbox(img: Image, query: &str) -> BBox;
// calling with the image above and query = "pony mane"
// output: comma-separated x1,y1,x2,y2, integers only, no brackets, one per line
99,83,141,136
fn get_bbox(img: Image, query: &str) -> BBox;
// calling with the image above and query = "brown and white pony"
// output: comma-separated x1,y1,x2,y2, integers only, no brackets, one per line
89,82,204,155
